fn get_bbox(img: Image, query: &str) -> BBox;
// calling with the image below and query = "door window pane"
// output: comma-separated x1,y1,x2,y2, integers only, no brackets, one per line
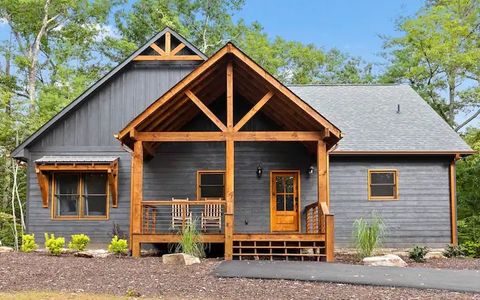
276,195,284,211
285,195,294,211
285,176,294,193
276,177,283,193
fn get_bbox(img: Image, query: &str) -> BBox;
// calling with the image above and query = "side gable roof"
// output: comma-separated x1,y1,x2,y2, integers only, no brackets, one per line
290,84,474,154
12,27,207,160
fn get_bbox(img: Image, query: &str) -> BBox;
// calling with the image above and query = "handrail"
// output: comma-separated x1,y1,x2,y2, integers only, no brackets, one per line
320,202,331,215
142,200,226,205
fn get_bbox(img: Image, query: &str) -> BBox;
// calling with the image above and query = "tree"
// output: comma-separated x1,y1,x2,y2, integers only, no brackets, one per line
382,0,480,130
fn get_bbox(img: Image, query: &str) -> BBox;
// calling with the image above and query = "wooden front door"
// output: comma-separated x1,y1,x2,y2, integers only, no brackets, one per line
270,171,300,232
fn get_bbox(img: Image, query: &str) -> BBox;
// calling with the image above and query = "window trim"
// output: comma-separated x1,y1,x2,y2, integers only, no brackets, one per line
196,170,225,200
51,172,110,220
367,169,399,201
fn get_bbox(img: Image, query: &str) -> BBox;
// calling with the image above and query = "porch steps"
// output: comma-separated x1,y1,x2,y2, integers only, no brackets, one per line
233,240,326,261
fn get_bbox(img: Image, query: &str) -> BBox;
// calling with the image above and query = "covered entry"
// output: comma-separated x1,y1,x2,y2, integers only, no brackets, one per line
117,39,341,261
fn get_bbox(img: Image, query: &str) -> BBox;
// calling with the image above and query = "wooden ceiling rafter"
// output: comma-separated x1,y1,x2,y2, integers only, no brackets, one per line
119,43,342,151
134,31,203,62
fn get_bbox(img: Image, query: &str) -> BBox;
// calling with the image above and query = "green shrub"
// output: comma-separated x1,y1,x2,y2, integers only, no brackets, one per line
458,215,480,244
409,245,429,262
462,241,480,258
175,220,205,258
68,234,90,251
108,235,128,255
352,214,385,258
443,244,464,258
44,233,65,256
20,234,38,253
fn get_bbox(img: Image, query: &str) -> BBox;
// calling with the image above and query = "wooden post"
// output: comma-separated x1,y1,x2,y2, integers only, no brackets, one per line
226,61,233,128
449,159,458,245
224,60,234,260
224,139,234,260
317,140,328,233
325,214,334,262
131,140,144,257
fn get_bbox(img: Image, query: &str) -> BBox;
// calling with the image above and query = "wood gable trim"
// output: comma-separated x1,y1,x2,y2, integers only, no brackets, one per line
133,29,203,61
118,43,341,142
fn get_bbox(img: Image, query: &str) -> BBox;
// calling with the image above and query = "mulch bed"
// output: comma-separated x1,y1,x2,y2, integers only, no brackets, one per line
1,252,480,299
335,253,480,270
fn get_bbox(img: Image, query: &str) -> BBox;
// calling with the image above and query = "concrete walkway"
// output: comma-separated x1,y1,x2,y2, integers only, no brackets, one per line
214,261,480,293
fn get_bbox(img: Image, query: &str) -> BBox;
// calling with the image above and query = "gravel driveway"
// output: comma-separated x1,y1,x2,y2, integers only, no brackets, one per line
1,252,479,299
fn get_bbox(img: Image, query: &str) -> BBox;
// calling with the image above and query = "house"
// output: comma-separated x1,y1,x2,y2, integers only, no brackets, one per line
12,28,474,262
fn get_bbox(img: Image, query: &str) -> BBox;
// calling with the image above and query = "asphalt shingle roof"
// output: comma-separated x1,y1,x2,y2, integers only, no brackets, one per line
288,84,472,152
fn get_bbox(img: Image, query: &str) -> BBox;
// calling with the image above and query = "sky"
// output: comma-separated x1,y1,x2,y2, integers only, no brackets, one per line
236,0,423,64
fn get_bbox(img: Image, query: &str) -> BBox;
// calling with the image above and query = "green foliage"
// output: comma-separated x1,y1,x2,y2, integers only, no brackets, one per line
175,221,205,258
409,245,429,262
44,233,65,256
108,235,128,255
20,234,37,253
462,241,480,258
352,214,385,258
68,234,90,251
457,129,480,245
443,244,465,258
382,0,480,129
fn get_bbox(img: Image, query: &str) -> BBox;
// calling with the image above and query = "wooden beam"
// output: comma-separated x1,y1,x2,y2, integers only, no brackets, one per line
165,31,171,54
449,159,458,245
133,233,225,244
226,61,233,129
118,46,230,139
229,46,341,138
224,139,234,260
234,131,324,141
131,141,144,257
317,140,328,205
135,131,325,142
108,161,118,208
36,164,113,171
150,43,165,55
35,167,49,208
136,132,227,142
233,233,325,241
185,90,227,131
234,91,273,132
133,55,203,61
171,43,186,56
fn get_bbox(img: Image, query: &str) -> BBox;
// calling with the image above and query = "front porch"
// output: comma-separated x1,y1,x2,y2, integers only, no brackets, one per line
118,43,341,262
132,196,333,261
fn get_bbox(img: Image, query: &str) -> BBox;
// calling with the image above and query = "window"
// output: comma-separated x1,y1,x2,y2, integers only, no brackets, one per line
368,170,398,200
197,171,225,199
53,173,108,219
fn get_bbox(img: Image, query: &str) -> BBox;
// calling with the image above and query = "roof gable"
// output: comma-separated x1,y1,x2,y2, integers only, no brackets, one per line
117,43,342,148
12,27,207,159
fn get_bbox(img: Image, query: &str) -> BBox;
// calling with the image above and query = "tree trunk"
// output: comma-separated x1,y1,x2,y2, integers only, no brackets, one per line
447,73,456,126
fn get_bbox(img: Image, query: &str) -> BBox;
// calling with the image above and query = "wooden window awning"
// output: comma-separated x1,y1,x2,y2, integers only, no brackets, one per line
34,156,119,208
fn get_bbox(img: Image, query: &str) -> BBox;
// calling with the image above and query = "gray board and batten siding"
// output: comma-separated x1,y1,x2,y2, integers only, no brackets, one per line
26,59,201,244
28,87,453,247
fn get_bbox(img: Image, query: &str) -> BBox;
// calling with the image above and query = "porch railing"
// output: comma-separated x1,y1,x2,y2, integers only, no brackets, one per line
141,199,225,234
305,201,334,261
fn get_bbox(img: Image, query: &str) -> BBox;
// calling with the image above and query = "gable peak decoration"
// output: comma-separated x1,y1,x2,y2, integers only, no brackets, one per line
134,29,204,62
